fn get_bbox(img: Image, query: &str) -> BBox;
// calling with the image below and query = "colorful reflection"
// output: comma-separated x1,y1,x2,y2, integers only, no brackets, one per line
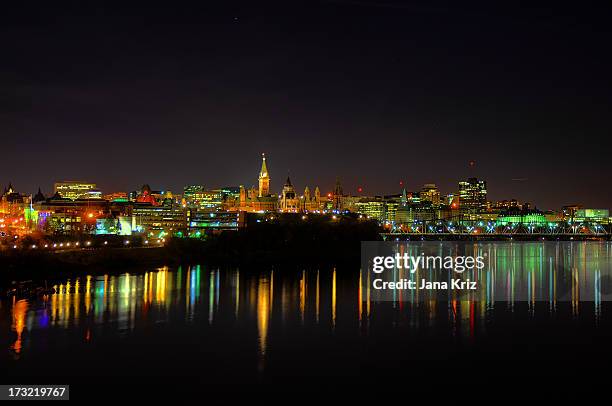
2,241,611,359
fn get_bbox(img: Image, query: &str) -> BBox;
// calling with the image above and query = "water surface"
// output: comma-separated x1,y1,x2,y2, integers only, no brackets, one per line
3,241,612,383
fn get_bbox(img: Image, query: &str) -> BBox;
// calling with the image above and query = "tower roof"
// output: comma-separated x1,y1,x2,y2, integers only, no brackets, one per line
33,187,46,203
285,176,292,186
259,153,269,178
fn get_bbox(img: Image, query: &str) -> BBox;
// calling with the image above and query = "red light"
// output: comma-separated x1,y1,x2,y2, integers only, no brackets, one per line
357,187,363,193
399,181,404,186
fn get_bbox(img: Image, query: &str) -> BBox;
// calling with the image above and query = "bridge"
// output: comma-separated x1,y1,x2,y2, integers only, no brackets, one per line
381,218,610,240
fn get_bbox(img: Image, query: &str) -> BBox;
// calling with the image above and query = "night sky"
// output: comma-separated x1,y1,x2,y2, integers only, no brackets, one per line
2,1,611,209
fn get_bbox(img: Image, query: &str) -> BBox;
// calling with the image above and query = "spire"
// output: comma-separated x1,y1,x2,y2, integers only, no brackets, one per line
259,153,268,178
401,187,408,206
258,153,270,197
33,187,46,203
333,177,343,196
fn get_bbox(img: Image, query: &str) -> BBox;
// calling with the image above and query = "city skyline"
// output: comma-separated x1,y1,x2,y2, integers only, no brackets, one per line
0,150,607,212
3,2,611,208
1,151,608,216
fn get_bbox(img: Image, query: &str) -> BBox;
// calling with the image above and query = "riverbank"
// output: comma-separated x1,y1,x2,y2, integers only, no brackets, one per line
0,217,381,283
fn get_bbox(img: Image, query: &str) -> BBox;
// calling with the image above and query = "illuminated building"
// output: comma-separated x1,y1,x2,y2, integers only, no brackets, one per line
183,185,224,211
258,153,270,197
54,181,98,200
187,210,246,236
302,186,324,212
562,205,582,220
393,188,410,223
420,184,440,206
280,177,299,212
458,177,487,212
103,192,128,202
132,201,187,237
332,177,343,210
183,185,204,207
1,183,28,213
385,200,399,222
495,208,547,227
337,195,361,212
575,209,610,223
34,193,109,234
237,154,278,212
135,184,158,205
0,183,33,234
355,198,386,221
493,199,521,210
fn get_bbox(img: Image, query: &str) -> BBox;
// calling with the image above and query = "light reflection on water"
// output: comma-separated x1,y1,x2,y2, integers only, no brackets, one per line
2,242,612,371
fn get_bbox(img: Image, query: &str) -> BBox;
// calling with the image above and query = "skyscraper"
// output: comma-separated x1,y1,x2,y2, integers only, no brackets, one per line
458,178,487,212
420,183,440,206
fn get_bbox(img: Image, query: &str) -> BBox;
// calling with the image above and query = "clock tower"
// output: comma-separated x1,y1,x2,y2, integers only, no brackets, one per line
258,153,270,197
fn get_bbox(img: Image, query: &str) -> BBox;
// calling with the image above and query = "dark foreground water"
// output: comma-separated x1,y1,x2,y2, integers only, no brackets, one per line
2,241,612,392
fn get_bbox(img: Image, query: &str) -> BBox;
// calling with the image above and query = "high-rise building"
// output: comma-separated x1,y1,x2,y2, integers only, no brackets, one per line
183,185,223,211
355,198,386,221
54,181,98,200
420,184,440,206
458,178,487,212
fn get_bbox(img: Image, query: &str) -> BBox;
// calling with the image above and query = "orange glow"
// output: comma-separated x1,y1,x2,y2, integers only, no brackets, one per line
11,299,28,355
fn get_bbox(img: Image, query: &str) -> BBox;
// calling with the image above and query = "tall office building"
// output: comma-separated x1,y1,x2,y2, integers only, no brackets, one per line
420,183,440,206
458,178,487,211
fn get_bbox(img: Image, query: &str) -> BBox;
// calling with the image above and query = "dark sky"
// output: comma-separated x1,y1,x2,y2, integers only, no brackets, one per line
2,1,611,209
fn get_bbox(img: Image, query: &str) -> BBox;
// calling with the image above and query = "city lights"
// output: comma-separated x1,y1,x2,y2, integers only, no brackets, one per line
0,154,610,249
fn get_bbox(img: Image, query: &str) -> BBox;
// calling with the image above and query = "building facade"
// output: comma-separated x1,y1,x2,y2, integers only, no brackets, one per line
458,178,487,212
54,181,99,200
